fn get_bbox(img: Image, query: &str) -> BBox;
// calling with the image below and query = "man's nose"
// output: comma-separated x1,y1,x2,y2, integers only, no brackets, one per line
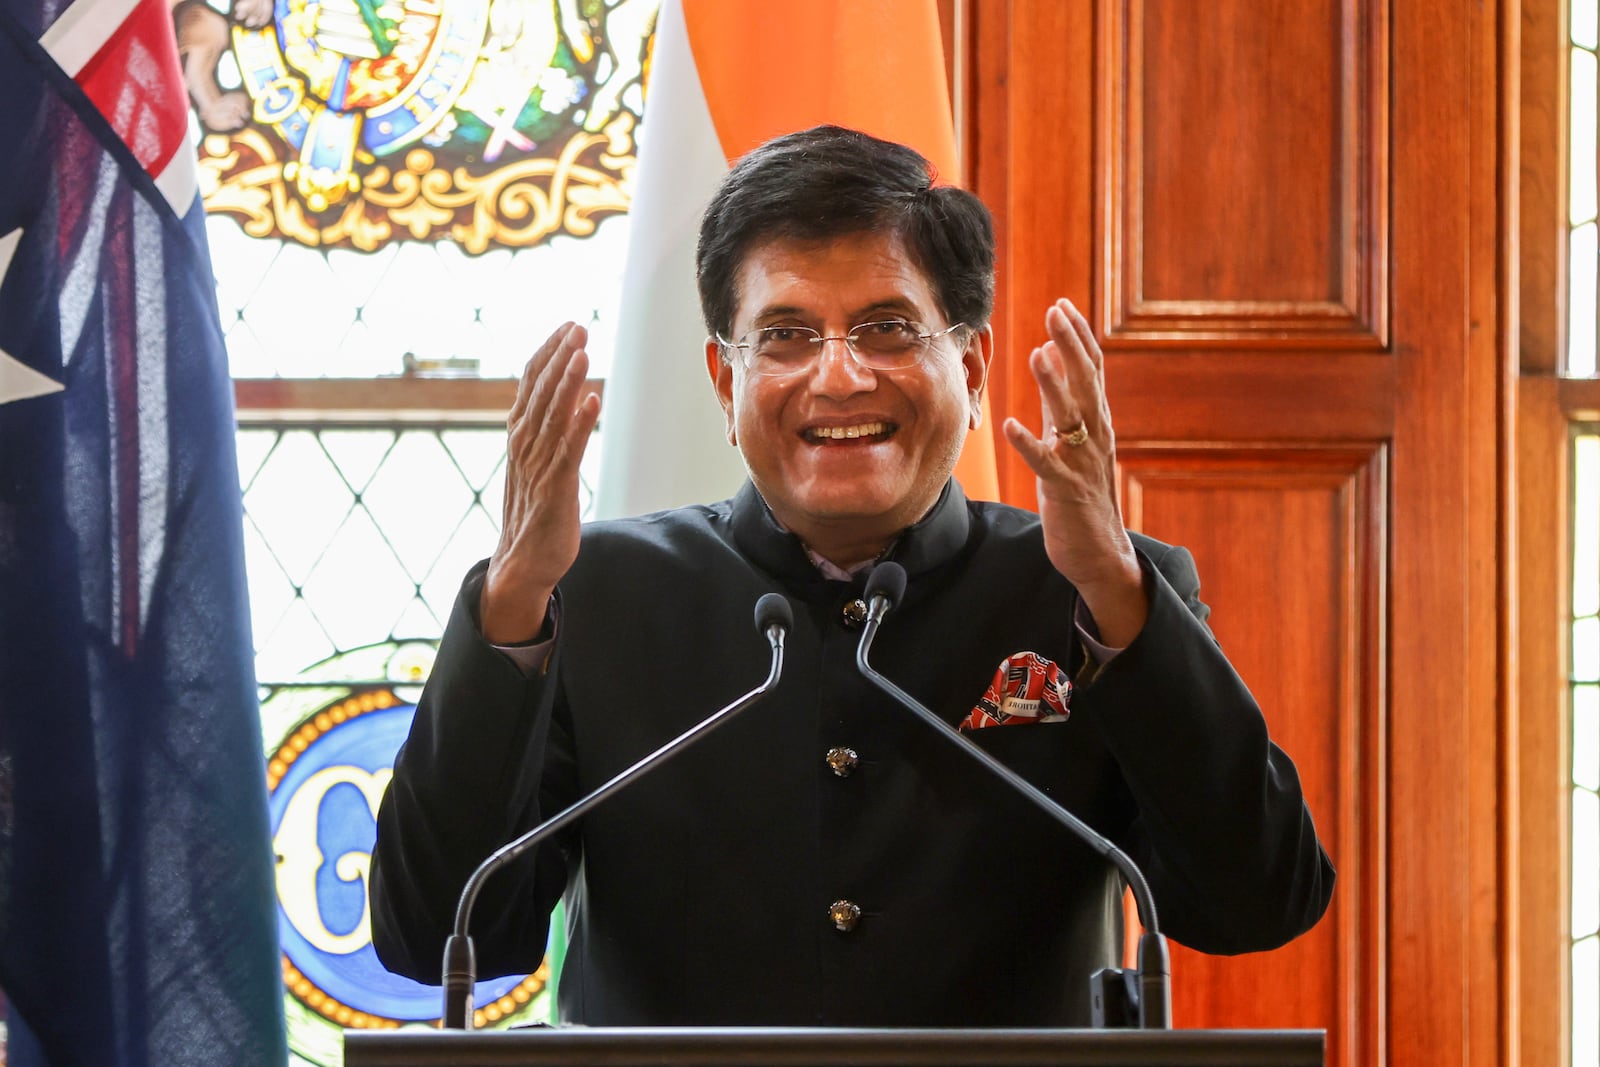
808,336,876,395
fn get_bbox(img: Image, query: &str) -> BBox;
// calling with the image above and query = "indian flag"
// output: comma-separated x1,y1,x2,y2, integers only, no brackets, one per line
595,0,999,519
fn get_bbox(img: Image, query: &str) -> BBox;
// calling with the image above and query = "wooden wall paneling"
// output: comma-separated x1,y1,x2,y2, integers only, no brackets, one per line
1118,444,1386,1067
1388,0,1509,1061
966,0,1514,1061
1493,3,1520,1065
1098,0,1388,348
1518,0,1570,1060
970,0,1096,509
1516,379,1573,1067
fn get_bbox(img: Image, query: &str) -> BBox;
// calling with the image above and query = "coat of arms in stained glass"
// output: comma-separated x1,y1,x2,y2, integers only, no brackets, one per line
173,0,655,252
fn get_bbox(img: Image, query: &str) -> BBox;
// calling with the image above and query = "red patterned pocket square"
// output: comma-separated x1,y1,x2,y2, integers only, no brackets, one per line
958,651,1073,731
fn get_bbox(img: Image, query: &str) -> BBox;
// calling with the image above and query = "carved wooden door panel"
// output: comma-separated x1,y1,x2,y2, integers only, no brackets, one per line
967,3,1509,1064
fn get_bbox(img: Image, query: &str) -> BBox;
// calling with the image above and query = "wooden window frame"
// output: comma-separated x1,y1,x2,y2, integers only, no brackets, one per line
1518,1,1600,1064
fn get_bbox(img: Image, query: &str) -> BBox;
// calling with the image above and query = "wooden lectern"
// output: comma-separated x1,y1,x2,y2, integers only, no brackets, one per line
345,1025,1324,1066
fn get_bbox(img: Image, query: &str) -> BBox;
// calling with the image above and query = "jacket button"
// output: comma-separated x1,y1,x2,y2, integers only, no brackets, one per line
841,598,868,629
825,746,859,777
829,899,862,932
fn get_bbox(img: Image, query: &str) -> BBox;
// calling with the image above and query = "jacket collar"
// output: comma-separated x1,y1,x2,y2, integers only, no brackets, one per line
728,478,972,585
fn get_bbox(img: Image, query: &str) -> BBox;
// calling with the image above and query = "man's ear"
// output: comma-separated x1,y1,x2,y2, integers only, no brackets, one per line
705,338,737,445
964,325,995,430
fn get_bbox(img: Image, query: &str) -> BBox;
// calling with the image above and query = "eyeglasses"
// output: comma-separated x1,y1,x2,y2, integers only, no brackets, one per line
717,320,967,376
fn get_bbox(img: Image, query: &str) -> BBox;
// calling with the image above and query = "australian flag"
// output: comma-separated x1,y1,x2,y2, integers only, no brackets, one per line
0,1,286,1064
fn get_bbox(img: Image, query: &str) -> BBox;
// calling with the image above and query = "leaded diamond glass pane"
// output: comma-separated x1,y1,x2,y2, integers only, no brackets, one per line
319,430,400,495
244,431,354,584
441,429,510,492
1577,789,1600,939
236,425,595,686
1579,616,1600,684
362,434,476,580
1578,0,1600,50
1576,48,1599,227
392,596,444,639
222,315,276,379
421,506,503,623
1577,436,1599,617
1578,685,1600,793
256,597,337,686
235,427,276,489
299,508,415,651
241,517,296,650
1578,936,1599,1067
1572,225,1598,378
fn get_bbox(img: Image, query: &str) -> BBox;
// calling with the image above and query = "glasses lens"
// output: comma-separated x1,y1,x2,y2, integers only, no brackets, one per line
744,327,817,374
848,320,925,368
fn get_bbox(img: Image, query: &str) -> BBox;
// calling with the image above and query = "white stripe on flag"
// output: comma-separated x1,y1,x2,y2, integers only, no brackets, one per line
594,0,747,519
132,197,168,629
59,161,118,363
154,146,199,215
39,0,144,76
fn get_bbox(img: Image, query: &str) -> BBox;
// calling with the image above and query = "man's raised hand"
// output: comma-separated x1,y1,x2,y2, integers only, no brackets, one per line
480,322,602,643
1001,299,1147,647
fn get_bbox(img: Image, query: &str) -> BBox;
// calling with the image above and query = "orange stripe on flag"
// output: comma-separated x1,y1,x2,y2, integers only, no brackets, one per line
683,0,956,179
681,0,999,501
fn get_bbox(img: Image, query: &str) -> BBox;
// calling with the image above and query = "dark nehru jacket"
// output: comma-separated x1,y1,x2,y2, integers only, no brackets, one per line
370,479,1333,1027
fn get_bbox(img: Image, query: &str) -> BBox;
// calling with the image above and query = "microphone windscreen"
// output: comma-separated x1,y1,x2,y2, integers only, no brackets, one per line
754,592,793,635
864,561,907,608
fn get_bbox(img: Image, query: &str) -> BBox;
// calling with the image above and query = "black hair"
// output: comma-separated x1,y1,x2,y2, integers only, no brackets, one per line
695,125,995,348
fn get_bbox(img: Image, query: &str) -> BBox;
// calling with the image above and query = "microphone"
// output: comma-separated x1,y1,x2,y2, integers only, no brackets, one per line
854,562,1171,1029
442,591,794,1029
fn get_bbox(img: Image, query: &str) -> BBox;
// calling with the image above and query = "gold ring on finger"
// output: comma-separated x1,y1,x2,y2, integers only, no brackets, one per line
1061,423,1089,448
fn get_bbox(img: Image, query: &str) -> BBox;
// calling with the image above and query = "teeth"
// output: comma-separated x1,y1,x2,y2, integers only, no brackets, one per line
811,422,887,441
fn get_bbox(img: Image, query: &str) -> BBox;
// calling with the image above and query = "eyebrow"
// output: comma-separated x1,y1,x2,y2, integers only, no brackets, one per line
749,299,926,326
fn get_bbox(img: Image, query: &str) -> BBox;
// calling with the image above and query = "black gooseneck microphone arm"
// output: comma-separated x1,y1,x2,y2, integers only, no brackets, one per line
853,562,1171,1030
441,592,795,1030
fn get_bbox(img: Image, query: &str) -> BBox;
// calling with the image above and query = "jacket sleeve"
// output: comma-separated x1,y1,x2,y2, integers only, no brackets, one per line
369,560,576,982
1076,543,1335,954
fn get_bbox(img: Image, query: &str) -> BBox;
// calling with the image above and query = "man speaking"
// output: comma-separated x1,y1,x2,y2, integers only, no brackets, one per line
368,125,1334,1026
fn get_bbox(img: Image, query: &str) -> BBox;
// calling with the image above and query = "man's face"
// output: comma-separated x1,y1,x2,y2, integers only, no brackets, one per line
705,230,990,552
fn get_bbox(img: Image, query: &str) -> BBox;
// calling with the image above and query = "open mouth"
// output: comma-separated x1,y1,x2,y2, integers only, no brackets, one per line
802,421,896,444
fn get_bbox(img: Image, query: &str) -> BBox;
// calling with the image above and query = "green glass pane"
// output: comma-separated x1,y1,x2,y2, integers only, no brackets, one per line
1577,49,1599,227
1570,225,1598,377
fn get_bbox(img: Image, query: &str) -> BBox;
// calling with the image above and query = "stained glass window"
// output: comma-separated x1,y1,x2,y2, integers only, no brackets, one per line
256,640,566,1058
178,2,659,1060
